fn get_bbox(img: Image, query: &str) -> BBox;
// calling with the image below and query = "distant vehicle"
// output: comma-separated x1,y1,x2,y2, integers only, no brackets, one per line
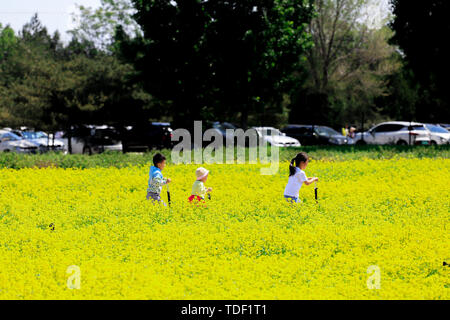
209,121,239,146
252,127,301,147
281,125,353,145
0,130,38,154
20,131,66,153
120,122,173,152
424,124,450,145
59,125,122,154
353,122,431,145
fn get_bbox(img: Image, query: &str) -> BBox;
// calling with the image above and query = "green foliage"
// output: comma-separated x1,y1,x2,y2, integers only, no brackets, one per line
69,0,142,52
0,24,17,62
119,0,315,128
0,14,150,132
289,0,399,127
1,1,447,136
390,0,450,122
376,57,419,121
0,145,448,169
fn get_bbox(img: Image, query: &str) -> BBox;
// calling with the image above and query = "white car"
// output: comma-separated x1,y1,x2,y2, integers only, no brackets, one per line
354,122,431,145
252,127,301,147
21,131,67,153
0,130,39,153
424,124,450,145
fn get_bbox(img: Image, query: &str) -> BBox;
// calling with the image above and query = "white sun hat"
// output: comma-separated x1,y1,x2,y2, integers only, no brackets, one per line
195,167,209,180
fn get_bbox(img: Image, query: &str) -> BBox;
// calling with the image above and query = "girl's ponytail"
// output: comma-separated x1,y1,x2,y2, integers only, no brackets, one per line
289,158,297,177
289,152,309,177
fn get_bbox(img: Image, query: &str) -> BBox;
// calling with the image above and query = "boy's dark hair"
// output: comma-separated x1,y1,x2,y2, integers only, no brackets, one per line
153,153,166,166
289,152,309,177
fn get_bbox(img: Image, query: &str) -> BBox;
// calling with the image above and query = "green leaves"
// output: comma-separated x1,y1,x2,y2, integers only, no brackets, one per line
390,0,450,122
69,0,142,52
121,0,314,128
0,14,150,132
0,24,17,63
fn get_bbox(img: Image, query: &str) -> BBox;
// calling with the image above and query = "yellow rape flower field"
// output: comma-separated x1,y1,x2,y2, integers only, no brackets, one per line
0,158,449,299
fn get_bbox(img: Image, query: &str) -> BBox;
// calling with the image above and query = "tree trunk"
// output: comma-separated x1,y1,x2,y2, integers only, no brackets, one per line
67,126,73,154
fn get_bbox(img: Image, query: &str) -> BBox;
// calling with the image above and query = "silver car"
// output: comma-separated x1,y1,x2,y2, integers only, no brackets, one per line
20,131,67,153
0,130,39,153
424,124,450,145
354,122,431,145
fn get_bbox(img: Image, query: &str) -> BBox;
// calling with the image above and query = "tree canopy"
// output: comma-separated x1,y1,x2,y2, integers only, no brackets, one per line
289,0,398,127
390,0,450,122
0,14,151,134
1,1,447,136
117,0,315,129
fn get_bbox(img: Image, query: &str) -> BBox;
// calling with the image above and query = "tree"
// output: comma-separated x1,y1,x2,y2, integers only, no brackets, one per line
0,15,56,129
69,0,142,52
390,0,450,122
0,24,18,123
0,15,152,152
0,23,17,62
118,0,315,129
289,0,398,127
376,58,419,121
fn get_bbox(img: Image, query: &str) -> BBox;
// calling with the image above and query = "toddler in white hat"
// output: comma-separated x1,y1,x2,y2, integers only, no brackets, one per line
188,167,212,203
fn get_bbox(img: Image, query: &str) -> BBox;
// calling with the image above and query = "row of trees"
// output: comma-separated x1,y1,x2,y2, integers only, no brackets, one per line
0,0,448,134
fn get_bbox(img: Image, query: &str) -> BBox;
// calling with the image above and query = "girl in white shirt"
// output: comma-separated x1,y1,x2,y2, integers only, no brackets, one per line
284,152,319,203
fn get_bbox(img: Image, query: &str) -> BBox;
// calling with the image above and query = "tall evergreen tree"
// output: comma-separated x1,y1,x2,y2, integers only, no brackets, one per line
390,0,450,122
118,0,315,129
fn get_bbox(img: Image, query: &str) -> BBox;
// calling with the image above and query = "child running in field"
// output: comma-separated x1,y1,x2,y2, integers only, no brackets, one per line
284,152,318,204
188,167,212,203
147,153,171,205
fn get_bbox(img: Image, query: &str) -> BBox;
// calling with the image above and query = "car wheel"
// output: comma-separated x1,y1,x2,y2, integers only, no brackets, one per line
397,140,407,146
430,141,437,146
83,146,92,155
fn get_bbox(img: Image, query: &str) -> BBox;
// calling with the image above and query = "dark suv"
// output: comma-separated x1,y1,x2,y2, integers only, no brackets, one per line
120,122,173,152
58,125,122,154
281,125,351,145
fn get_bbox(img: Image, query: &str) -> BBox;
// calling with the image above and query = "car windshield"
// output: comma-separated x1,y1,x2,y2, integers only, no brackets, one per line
256,128,282,136
23,131,48,139
315,126,340,136
426,124,449,134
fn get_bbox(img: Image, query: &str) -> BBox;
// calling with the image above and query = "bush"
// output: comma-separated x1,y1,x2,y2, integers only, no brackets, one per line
0,145,448,169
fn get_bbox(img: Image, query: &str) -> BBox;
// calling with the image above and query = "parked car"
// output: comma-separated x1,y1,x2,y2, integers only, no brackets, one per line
424,124,450,145
0,130,38,153
281,125,353,146
120,122,173,152
353,122,431,145
252,127,301,147
208,121,239,146
59,125,122,154
20,131,66,153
